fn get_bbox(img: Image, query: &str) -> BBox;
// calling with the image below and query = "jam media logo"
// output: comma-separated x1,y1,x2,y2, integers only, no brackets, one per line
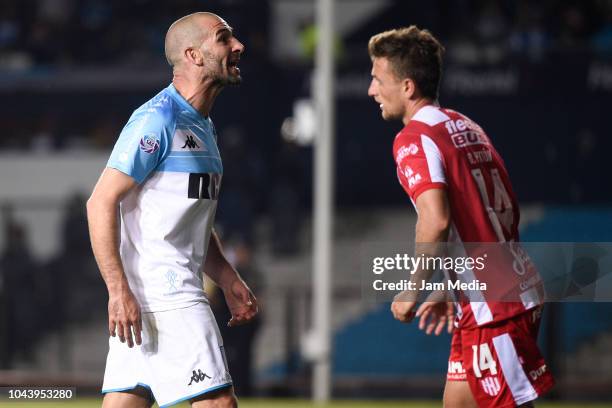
139,133,160,154
188,369,211,386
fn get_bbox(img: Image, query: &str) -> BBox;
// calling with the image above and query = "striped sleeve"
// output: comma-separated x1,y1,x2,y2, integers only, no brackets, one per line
394,133,447,200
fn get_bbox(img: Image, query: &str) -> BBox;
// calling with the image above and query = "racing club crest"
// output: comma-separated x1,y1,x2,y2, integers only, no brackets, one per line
140,133,160,154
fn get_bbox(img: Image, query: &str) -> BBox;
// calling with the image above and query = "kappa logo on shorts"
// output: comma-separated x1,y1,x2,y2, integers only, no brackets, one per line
188,369,212,386
480,376,501,397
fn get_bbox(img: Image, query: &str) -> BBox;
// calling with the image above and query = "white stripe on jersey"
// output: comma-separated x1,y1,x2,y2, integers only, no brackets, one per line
412,105,451,126
449,224,494,326
471,302,494,326
520,287,542,310
421,135,446,184
492,333,538,405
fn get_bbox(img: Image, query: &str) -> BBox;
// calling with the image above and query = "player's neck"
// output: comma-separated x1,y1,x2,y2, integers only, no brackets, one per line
172,77,222,118
402,98,435,126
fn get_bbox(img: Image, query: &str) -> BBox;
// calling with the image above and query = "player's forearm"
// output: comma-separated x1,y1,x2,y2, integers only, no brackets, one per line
411,213,451,286
86,197,129,295
415,215,450,244
204,230,241,290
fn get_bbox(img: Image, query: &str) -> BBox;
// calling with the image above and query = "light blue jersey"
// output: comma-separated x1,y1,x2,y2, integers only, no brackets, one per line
107,84,222,312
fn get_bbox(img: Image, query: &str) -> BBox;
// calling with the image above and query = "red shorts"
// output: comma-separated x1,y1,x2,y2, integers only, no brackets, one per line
447,307,554,407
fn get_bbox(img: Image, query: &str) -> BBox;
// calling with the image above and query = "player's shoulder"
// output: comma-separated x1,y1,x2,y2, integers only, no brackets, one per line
440,107,486,134
398,105,452,142
409,105,482,130
411,105,452,127
394,105,446,145
128,87,179,130
404,105,486,140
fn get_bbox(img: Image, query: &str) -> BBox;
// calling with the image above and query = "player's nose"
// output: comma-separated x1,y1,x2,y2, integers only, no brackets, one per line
233,37,245,54
367,80,377,97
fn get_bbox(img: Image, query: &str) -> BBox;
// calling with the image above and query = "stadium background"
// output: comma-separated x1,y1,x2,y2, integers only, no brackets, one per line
1,0,612,406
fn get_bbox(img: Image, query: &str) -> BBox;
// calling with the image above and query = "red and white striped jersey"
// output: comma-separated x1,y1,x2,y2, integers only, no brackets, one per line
393,105,542,328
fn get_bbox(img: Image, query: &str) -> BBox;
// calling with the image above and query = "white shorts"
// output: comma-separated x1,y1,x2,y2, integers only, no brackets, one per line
102,302,232,407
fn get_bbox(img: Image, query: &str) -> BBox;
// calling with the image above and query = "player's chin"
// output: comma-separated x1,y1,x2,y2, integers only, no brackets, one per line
227,75,242,85
382,111,400,121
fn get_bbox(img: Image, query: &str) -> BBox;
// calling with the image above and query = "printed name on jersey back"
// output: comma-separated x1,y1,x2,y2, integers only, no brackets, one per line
467,149,493,165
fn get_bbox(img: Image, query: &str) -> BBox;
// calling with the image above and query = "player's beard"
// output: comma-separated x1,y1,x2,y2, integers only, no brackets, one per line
205,53,242,86
382,108,402,121
379,100,405,121
224,61,242,85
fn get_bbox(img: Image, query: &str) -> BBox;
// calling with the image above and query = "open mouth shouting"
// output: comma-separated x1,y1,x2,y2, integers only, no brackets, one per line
227,56,240,74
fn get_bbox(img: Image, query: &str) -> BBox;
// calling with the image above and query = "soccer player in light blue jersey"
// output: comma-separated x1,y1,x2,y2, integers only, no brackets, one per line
87,12,258,408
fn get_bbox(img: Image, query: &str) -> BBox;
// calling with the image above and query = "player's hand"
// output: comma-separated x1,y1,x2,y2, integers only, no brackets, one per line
108,288,142,348
415,301,455,335
391,290,417,323
223,278,258,327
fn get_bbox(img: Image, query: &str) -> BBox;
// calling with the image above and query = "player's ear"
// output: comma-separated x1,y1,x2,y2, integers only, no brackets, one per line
185,47,204,66
403,78,416,100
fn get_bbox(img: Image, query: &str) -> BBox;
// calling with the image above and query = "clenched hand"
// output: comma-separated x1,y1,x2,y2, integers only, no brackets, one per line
223,278,258,327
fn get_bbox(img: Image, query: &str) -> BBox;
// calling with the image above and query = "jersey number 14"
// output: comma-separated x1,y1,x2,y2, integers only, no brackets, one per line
471,167,513,242
472,343,498,378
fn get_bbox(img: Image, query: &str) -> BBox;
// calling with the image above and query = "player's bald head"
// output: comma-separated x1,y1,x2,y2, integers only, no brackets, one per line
164,12,225,67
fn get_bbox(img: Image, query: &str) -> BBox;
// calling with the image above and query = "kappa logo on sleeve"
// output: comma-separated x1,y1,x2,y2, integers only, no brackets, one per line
139,133,160,154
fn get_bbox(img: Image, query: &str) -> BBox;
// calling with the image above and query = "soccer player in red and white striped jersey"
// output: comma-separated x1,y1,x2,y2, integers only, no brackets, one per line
367,26,554,407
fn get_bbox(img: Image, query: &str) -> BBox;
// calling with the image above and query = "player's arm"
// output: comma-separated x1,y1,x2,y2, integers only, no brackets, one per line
411,189,455,335
204,230,258,326
391,188,452,326
415,188,451,244
87,167,142,347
